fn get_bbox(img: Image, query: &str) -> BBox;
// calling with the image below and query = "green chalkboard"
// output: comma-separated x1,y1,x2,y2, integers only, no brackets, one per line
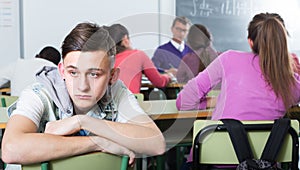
176,0,299,53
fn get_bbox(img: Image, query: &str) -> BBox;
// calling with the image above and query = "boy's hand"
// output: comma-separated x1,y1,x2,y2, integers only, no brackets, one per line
44,115,81,135
89,136,135,165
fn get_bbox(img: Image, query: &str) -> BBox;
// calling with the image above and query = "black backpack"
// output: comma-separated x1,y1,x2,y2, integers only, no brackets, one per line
221,118,294,170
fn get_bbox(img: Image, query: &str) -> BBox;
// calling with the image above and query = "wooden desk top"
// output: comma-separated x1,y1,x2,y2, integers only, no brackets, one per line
149,109,212,120
0,88,10,93
0,122,6,129
0,110,211,129
141,82,185,89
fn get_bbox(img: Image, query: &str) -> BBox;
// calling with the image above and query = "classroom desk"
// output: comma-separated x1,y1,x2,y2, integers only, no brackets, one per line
141,81,220,100
146,109,213,143
144,109,213,170
147,109,213,148
141,82,184,100
149,109,212,120
141,82,185,89
0,88,10,95
0,123,6,129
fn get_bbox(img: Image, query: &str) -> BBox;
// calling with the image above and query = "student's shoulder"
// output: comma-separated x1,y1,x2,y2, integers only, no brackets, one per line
111,80,131,98
131,49,148,57
220,49,249,55
13,83,46,114
219,50,253,60
157,41,172,49
111,80,137,107
20,82,54,106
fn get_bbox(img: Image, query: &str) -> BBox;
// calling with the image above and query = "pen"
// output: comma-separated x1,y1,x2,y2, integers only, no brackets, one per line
169,63,175,68
157,68,165,73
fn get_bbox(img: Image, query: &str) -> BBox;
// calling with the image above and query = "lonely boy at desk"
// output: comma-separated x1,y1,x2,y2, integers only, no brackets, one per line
2,22,165,169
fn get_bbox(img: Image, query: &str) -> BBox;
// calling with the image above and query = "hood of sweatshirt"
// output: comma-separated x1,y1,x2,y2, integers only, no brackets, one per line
35,66,74,116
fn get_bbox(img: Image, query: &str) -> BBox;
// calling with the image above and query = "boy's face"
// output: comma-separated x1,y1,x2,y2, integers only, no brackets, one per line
59,50,111,113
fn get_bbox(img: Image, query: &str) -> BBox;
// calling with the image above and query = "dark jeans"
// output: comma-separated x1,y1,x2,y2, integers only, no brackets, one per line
180,162,192,170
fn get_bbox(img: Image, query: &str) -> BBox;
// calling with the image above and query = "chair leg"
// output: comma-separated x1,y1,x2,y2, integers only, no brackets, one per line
121,156,129,170
156,154,165,170
136,158,143,170
41,162,48,170
176,146,182,170
176,144,192,170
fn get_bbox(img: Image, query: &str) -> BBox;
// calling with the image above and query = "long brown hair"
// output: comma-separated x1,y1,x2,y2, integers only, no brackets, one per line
248,13,295,109
187,24,214,72
105,24,129,54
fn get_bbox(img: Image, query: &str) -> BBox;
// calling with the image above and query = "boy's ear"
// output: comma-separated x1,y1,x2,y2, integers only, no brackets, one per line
109,67,120,85
58,62,65,79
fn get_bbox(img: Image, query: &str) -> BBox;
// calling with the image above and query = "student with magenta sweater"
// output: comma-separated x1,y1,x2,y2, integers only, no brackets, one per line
176,12,300,169
105,24,171,94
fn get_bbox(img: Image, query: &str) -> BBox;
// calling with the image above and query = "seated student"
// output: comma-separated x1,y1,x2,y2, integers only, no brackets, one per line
176,12,300,169
0,46,61,96
105,24,171,93
1,22,165,170
176,24,218,83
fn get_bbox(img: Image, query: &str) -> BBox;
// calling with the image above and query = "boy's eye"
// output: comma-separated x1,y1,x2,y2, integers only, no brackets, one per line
89,72,99,78
69,71,78,76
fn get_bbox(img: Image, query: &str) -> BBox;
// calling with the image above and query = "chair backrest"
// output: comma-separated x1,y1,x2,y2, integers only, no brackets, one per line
0,95,18,123
0,95,18,107
207,90,220,97
22,152,132,170
193,120,299,169
134,93,144,103
139,99,178,115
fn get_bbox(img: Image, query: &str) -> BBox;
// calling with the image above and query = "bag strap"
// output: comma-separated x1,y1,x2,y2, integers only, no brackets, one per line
221,119,254,163
261,118,290,161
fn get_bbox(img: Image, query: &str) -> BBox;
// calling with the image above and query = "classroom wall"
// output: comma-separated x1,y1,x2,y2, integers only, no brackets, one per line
0,0,20,67
2,0,300,63
22,0,176,59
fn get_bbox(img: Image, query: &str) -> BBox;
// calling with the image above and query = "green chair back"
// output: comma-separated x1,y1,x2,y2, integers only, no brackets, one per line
193,120,299,167
0,95,18,123
22,152,132,170
0,95,18,107
134,93,144,103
